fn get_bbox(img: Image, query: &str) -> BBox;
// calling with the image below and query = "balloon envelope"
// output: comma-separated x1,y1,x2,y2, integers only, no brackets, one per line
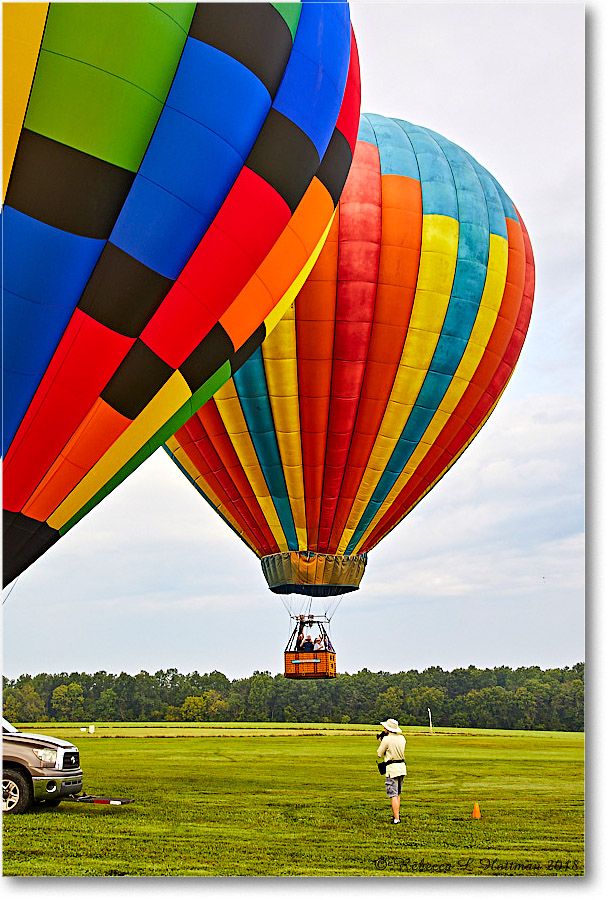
2,1,360,586
166,114,535,597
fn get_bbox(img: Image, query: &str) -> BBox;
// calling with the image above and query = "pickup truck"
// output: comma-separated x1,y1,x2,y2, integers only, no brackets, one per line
2,717,83,813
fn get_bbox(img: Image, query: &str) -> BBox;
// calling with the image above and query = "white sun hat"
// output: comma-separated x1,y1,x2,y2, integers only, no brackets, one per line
380,718,402,734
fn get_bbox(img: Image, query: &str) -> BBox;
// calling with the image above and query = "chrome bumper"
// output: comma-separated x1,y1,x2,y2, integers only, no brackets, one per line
32,773,83,801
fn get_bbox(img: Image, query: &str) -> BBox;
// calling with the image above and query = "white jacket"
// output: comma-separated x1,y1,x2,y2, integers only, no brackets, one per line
377,732,407,776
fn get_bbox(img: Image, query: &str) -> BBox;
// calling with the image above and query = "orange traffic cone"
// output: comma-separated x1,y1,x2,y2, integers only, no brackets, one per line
472,802,481,819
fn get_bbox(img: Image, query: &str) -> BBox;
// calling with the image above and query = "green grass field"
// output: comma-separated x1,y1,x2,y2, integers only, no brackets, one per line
3,723,584,877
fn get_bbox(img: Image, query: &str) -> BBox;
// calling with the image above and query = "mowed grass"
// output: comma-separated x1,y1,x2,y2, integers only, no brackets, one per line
3,723,584,877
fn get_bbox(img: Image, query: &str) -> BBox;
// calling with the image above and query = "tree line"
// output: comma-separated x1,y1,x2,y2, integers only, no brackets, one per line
3,663,583,732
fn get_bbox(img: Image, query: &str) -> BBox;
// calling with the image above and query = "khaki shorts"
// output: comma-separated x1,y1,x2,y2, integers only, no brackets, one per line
385,775,404,798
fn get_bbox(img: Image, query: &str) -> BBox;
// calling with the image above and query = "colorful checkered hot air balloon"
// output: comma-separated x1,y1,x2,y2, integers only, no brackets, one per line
165,113,535,676
2,1,361,586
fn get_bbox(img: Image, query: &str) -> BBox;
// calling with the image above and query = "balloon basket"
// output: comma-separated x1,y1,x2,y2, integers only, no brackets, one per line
283,617,337,679
284,651,337,679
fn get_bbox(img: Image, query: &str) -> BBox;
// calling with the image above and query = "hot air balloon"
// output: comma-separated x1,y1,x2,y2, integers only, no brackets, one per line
2,1,361,587
168,113,535,677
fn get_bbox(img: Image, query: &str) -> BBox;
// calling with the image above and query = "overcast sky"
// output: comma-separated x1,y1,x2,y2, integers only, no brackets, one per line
2,1,589,684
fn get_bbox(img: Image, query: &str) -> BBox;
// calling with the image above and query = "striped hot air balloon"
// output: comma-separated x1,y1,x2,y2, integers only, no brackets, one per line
165,113,535,632
2,1,360,586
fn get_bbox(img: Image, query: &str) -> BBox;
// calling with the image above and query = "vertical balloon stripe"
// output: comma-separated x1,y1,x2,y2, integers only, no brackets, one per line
316,138,382,548
296,214,340,550
212,381,289,551
164,438,260,556
350,231,509,554
351,236,523,554
488,172,518,223
2,2,49,199
360,286,531,555
319,115,394,552
512,209,535,359
357,210,533,554
191,399,281,555
435,235,508,418
460,154,508,241
261,305,308,547
362,114,419,179
336,121,467,553
232,353,299,549
327,168,423,551
344,125,496,551
405,126,459,216
167,416,277,555
338,208,459,554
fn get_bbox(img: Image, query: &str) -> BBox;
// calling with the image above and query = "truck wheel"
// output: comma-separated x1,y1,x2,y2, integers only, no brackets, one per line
2,768,33,814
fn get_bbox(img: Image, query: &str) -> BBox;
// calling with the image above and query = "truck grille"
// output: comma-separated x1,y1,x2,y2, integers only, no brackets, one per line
62,750,80,769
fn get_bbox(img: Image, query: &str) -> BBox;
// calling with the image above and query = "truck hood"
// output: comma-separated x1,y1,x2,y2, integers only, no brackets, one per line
4,732,78,750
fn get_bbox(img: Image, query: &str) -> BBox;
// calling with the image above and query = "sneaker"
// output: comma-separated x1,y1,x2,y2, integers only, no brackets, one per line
391,819,401,825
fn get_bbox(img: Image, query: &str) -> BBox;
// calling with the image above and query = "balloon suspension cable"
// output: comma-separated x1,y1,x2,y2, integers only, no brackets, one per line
325,593,344,622
280,591,344,625
2,577,19,606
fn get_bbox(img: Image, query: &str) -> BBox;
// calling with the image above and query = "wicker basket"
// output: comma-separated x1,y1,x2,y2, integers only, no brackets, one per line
284,650,337,679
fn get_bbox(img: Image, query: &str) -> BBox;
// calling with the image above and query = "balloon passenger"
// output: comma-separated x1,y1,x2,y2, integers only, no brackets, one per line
295,625,304,651
300,635,315,652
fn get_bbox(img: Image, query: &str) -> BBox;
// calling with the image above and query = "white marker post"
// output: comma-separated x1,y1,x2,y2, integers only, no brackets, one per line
428,707,433,735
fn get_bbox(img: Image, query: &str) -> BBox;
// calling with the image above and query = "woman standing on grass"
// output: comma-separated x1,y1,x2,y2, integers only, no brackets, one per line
377,719,406,825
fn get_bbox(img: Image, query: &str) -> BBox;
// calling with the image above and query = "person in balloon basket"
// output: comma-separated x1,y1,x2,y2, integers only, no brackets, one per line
377,719,406,824
300,635,315,652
